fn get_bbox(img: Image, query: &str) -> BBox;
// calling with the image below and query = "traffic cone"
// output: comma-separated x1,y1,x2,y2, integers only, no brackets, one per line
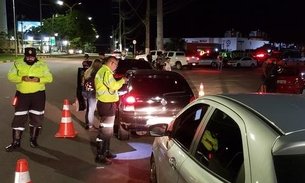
14,159,32,183
55,99,78,138
198,83,205,97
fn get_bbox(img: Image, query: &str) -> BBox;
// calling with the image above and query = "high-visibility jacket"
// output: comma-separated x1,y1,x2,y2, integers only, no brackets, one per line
201,130,218,151
7,59,53,94
95,65,125,102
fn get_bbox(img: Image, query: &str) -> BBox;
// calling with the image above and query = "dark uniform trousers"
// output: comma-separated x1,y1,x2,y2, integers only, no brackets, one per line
12,90,46,128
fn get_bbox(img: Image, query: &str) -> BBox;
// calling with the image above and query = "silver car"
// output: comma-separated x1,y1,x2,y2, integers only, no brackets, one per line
149,93,305,183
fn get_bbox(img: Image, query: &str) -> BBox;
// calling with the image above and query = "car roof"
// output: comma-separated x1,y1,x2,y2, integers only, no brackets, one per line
204,93,305,134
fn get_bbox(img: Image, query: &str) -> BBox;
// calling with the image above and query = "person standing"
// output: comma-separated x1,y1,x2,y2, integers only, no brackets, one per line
94,56,127,165
98,52,106,63
6,47,53,152
82,54,92,69
265,61,278,92
82,59,103,131
217,53,223,71
163,57,171,71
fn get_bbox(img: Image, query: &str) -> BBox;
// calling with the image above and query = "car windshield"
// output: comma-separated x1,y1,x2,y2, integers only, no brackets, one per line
273,154,305,183
132,75,191,95
115,60,152,74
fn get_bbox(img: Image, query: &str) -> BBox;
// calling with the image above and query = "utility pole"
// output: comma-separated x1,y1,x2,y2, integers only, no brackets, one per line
118,0,122,51
145,0,150,54
156,0,163,50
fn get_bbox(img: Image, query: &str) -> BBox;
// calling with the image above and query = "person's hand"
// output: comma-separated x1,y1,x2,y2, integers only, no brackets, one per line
22,76,40,82
122,77,128,84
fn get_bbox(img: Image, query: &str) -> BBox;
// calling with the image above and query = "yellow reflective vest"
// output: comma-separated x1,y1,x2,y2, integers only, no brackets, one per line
95,65,125,102
7,59,53,94
201,130,218,151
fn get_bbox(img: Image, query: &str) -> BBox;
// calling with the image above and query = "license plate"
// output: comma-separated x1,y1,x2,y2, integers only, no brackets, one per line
277,80,286,84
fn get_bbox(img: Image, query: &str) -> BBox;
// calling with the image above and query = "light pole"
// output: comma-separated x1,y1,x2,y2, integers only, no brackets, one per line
56,1,82,11
12,0,17,57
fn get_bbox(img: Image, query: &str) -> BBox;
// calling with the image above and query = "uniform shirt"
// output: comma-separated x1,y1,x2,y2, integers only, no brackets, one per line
8,59,53,94
95,64,125,102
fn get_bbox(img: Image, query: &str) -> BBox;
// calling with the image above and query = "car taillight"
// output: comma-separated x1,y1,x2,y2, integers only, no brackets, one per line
114,73,124,79
125,96,136,105
190,96,196,103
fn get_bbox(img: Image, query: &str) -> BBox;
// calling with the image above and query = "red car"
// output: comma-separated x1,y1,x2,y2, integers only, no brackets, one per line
276,66,305,94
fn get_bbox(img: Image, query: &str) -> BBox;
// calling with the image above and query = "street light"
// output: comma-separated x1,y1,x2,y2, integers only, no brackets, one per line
56,1,82,11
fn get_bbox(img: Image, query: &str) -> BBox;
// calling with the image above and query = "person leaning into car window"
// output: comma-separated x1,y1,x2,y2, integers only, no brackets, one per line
94,56,127,165
265,61,278,93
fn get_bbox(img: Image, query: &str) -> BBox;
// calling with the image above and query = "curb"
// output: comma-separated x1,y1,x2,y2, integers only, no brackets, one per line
1,60,14,63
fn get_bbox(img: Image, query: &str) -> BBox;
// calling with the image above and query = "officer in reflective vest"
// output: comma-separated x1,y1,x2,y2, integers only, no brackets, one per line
94,56,127,165
6,47,53,152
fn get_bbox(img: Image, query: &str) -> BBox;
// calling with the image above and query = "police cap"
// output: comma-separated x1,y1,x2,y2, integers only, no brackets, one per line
24,47,37,57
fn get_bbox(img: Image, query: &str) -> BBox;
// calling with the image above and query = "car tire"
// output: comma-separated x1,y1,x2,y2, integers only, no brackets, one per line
237,63,241,68
118,125,130,140
150,155,157,183
175,62,182,70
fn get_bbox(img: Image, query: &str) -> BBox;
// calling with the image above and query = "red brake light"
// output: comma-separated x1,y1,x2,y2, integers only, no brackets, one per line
125,96,136,104
256,53,265,58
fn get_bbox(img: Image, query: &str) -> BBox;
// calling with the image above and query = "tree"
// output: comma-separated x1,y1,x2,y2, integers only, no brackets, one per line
163,37,186,51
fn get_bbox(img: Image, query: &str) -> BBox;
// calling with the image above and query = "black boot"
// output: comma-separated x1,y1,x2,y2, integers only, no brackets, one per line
104,139,117,159
95,137,112,165
5,129,23,152
30,127,40,148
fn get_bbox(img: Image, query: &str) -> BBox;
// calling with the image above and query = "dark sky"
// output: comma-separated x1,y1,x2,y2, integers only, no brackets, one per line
6,0,305,49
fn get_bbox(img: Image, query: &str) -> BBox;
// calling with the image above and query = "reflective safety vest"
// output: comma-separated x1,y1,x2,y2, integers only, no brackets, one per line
95,65,125,102
7,59,53,94
201,130,218,151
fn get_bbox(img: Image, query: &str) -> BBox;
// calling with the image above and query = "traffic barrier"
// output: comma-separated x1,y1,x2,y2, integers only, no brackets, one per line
14,159,32,183
198,83,205,97
55,99,78,138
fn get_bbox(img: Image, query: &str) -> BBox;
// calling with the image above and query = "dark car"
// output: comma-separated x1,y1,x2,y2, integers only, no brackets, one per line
113,58,153,79
276,66,305,94
115,70,196,140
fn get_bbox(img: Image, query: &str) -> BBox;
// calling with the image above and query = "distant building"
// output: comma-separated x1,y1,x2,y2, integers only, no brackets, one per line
0,0,7,34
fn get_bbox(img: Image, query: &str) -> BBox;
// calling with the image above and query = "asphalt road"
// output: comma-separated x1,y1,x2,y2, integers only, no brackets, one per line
0,58,263,183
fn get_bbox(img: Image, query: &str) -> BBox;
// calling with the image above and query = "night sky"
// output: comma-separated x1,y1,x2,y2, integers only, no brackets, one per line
5,0,305,48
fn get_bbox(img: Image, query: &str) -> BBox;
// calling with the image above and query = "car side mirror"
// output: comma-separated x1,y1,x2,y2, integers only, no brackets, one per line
148,123,168,137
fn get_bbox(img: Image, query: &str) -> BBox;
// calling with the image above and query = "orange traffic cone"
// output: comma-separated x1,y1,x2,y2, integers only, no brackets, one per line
55,99,78,138
14,159,32,183
198,83,205,97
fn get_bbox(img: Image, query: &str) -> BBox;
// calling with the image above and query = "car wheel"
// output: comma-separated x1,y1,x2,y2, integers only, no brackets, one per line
118,125,130,140
237,63,241,68
211,62,217,68
175,62,182,70
150,155,157,183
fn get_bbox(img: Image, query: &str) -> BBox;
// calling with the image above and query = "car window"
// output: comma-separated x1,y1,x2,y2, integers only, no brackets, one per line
131,75,192,95
195,109,244,182
115,60,152,74
277,67,299,76
167,52,174,57
170,104,209,150
176,52,185,56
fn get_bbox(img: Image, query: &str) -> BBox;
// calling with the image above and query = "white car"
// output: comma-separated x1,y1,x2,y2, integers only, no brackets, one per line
226,56,257,68
148,93,305,183
198,55,219,68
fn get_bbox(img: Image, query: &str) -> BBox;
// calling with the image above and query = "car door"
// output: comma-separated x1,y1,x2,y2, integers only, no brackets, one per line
177,102,246,183
155,103,210,183
240,57,250,67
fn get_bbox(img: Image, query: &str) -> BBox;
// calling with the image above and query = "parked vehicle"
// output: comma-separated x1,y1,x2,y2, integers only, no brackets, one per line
198,55,219,68
276,65,305,94
166,51,189,70
115,70,195,140
135,50,163,61
226,56,257,68
148,93,305,183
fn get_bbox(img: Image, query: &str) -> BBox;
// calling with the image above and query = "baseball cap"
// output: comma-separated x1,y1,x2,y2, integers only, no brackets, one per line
24,47,37,57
